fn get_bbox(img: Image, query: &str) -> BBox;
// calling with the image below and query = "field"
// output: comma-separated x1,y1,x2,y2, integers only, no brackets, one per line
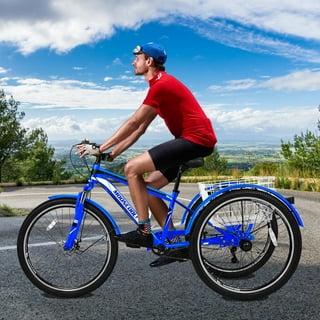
217,143,283,170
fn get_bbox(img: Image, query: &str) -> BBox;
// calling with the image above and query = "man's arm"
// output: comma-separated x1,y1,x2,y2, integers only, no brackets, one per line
99,104,157,154
109,116,155,159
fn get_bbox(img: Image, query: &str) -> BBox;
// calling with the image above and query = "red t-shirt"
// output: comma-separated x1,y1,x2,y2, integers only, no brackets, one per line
143,71,217,148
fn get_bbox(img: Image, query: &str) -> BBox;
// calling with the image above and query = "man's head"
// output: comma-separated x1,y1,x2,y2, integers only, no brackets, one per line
133,43,167,71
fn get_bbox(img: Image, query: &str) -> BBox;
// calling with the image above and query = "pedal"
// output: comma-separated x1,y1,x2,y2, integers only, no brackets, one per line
177,258,188,263
125,243,141,248
164,252,189,262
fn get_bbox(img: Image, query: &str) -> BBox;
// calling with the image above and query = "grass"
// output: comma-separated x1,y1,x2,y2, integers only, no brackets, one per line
0,204,28,217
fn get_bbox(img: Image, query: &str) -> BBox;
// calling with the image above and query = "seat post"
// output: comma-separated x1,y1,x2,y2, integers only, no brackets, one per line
172,164,186,193
172,158,203,193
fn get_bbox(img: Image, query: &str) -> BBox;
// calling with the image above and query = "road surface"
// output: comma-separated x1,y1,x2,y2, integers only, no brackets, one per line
0,184,319,320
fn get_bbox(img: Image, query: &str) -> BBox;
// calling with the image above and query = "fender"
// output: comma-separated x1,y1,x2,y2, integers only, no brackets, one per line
185,184,304,235
181,193,202,224
49,194,120,234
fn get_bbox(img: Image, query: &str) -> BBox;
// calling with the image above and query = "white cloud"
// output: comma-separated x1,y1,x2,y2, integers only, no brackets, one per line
73,66,85,71
23,115,117,140
21,103,318,143
210,69,320,92
209,79,257,91
260,69,320,91
189,18,320,63
0,77,10,86
0,67,9,74
3,77,147,110
0,0,319,60
112,58,123,66
1,68,318,142
22,113,170,142
192,1,320,41
207,105,319,142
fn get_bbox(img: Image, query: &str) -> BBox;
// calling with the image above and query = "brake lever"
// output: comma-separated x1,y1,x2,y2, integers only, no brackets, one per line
73,139,98,147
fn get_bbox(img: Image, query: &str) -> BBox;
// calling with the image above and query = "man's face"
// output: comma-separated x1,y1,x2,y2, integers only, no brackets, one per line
132,54,149,75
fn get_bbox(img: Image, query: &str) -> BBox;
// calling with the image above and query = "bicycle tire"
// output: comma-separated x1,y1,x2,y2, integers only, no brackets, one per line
190,189,302,300
17,198,118,298
186,195,277,278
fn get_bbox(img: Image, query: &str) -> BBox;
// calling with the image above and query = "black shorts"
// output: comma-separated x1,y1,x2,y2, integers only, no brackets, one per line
148,138,213,182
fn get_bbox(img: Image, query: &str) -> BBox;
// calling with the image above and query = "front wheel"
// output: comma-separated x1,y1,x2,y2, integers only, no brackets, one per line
190,189,302,300
17,198,118,298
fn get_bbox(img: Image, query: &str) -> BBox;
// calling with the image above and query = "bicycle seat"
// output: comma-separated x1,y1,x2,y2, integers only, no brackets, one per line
183,157,204,168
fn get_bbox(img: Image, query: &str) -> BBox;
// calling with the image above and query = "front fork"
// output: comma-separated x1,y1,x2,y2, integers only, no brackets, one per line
63,190,89,251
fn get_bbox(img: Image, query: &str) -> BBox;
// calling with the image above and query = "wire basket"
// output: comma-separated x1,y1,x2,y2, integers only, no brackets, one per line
198,176,275,200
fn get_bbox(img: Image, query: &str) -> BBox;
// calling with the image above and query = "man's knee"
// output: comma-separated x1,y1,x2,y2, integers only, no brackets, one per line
124,158,146,180
124,160,137,178
124,152,155,179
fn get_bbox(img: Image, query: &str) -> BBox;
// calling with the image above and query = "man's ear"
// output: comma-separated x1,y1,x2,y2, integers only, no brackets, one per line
146,56,154,67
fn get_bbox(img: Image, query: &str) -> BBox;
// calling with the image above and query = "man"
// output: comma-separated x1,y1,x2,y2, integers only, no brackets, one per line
78,42,217,267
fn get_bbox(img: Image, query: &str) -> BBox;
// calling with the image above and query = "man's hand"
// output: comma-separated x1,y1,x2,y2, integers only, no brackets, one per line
76,143,100,158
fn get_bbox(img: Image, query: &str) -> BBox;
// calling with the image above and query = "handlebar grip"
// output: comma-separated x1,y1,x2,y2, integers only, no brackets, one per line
101,153,113,162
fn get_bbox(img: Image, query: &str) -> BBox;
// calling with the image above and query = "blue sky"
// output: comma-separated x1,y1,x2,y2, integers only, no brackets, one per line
0,0,320,146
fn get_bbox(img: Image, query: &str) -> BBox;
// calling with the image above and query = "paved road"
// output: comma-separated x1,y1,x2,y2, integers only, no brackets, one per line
0,184,319,320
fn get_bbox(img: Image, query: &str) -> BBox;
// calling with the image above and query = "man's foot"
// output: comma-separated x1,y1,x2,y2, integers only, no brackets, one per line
114,229,153,248
149,248,189,267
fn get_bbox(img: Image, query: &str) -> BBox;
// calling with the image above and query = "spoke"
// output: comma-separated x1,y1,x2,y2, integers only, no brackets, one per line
78,236,106,254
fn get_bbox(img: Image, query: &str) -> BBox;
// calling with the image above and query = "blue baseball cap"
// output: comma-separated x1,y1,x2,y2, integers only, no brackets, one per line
133,42,167,64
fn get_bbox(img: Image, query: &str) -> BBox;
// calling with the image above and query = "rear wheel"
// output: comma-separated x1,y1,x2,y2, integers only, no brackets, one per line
190,189,302,300
186,194,277,278
17,198,118,298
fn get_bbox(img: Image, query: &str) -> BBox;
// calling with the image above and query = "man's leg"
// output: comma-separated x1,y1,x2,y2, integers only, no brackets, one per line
114,151,156,247
124,151,156,221
145,171,189,268
145,170,172,228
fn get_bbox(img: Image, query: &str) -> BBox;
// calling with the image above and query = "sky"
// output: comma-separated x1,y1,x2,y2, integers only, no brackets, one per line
0,0,320,147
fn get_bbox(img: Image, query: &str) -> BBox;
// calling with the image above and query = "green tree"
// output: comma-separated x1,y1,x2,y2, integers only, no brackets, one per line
318,105,320,131
3,128,70,183
24,128,67,182
250,162,279,176
0,90,70,183
281,107,320,177
0,90,27,182
189,148,228,176
203,148,228,174
281,130,320,177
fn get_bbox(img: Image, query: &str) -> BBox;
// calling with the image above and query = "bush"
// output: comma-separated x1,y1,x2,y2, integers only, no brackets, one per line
16,177,26,186
275,176,291,189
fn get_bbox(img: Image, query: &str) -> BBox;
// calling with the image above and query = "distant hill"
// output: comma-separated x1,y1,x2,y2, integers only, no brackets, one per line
52,139,283,172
